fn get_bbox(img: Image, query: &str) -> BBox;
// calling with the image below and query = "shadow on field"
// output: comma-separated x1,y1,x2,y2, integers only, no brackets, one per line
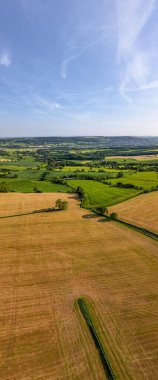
0,208,60,219
68,195,79,200
97,218,111,223
82,214,98,219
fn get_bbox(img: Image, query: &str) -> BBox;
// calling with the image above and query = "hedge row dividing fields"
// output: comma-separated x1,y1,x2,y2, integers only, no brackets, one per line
77,298,115,379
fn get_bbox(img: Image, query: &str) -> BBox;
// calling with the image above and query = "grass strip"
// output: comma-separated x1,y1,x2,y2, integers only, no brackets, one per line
77,298,116,380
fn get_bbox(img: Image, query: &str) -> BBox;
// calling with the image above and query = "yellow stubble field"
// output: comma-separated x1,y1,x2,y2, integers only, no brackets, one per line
0,193,158,380
109,191,158,234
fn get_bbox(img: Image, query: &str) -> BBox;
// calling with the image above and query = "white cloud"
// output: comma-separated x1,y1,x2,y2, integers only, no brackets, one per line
120,82,133,104
117,0,156,59
116,0,157,102
120,51,150,101
0,52,11,67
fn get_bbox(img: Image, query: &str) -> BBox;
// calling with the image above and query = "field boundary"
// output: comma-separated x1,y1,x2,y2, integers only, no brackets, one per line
65,184,158,242
76,297,116,380
92,209,158,242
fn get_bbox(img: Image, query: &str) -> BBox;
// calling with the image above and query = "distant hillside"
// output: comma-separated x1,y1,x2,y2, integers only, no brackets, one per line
0,136,158,148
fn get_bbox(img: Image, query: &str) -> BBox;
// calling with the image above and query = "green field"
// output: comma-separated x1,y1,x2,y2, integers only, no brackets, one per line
0,164,29,171
17,169,45,180
0,179,71,193
46,170,116,181
60,166,121,173
106,156,158,164
67,180,140,207
110,171,158,189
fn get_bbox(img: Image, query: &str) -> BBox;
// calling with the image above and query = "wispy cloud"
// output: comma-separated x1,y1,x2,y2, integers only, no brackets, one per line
35,96,62,111
117,0,156,59
120,51,150,103
60,37,104,79
117,0,157,102
0,52,11,67
122,79,158,95
60,2,112,81
56,87,112,101
136,80,158,91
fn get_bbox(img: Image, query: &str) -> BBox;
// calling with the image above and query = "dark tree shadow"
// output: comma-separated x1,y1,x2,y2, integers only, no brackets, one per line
82,214,98,219
0,208,60,219
97,218,111,223
68,195,79,200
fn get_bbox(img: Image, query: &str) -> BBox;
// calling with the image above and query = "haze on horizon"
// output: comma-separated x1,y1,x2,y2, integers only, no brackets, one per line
0,0,158,137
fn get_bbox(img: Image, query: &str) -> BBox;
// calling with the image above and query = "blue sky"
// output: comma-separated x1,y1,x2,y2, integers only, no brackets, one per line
0,0,158,137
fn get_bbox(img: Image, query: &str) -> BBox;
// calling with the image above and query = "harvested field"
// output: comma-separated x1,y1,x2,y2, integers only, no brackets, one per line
77,297,115,379
107,155,158,161
0,193,158,380
109,191,158,234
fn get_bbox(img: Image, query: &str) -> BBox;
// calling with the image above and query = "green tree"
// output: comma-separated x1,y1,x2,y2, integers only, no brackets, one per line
76,186,84,199
95,206,108,215
0,182,7,193
55,199,68,210
33,185,38,193
110,212,118,219
117,171,123,178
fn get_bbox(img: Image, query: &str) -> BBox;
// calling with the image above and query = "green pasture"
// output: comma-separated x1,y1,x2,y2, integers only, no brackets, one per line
106,156,158,164
60,166,125,174
0,159,41,168
110,171,158,189
17,169,45,180
0,179,71,193
67,180,140,207
0,164,29,171
61,166,91,172
46,170,117,181
106,157,140,163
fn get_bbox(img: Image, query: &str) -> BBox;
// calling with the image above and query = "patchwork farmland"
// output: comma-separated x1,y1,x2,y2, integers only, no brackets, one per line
0,193,158,380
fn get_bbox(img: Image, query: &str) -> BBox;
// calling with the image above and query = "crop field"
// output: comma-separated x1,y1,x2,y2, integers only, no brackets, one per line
109,191,158,234
67,179,140,207
0,193,158,379
60,166,122,174
0,179,71,193
0,158,40,168
107,155,158,161
0,164,29,171
110,171,158,190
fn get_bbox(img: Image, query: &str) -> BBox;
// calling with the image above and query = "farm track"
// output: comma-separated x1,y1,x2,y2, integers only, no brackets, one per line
0,193,158,379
